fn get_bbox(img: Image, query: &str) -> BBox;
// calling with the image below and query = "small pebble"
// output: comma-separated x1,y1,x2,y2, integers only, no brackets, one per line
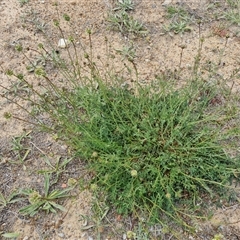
162,0,172,6
58,39,69,48
58,233,65,238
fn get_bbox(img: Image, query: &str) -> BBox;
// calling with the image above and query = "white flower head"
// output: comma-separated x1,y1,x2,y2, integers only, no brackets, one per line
130,169,138,177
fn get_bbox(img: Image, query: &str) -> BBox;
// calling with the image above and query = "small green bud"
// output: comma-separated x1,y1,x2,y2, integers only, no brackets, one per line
26,65,34,72
86,28,92,35
16,74,24,80
35,67,46,77
90,184,98,191
165,192,171,199
4,112,12,119
126,231,136,239
29,190,41,204
67,178,77,187
63,14,70,21
38,43,44,49
91,152,98,158
6,69,14,76
175,190,182,199
53,19,60,27
212,234,224,240
84,53,89,59
15,44,23,52
68,36,74,42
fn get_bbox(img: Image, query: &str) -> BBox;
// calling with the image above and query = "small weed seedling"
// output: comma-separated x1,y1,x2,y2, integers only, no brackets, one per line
81,190,110,239
11,131,31,163
163,5,192,34
0,190,24,209
0,232,20,239
21,8,48,33
18,0,29,7
226,0,240,8
116,44,136,61
38,156,73,183
113,0,135,12
223,0,240,25
107,11,146,36
107,0,146,36
19,173,72,216
166,5,189,20
164,20,191,34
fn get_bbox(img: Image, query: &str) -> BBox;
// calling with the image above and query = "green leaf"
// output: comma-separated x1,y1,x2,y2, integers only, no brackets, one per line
8,197,25,204
47,188,72,200
43,157,54,168
2,232,20,238
19,188,34,196
49,201,66,211
19,200,44,216
42,201,53,213
59,157,73,169
7,190,24,204
44,173,50,197
0,192,7,207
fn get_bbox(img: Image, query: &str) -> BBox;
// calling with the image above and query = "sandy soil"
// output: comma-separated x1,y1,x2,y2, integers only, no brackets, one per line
1,0,240,239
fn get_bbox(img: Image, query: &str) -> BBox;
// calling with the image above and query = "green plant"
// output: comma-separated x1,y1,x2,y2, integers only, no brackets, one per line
42,74,240,230
164,20,191,34
20,8,48,33
11,131,31,163
116,44,136,61
1,76,30,98
78,79,237,213
0,232,20,239
19,173,72,216
163,5,192,34
132,221,150,240
3,12,240,236
107,11,147,35
38,156,73,183
0,191,24,209
113,0,135,12
18,0,29,7
224,0,240,25
166,5,189,20
225,10,240,25
107,0,146,37
81,191,110,239
212,233,224,240
226,0,240,8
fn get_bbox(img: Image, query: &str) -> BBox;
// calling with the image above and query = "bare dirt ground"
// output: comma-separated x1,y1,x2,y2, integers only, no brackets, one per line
1,0,240,239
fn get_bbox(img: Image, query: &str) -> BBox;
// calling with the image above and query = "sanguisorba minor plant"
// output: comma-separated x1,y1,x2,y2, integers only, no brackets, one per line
2,12,240,233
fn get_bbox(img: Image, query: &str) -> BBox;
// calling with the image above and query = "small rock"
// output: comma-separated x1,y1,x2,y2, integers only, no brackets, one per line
23,237,29,240
81,233,86,237
58,39,69,48
58,232,65,238
162,0,172,6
